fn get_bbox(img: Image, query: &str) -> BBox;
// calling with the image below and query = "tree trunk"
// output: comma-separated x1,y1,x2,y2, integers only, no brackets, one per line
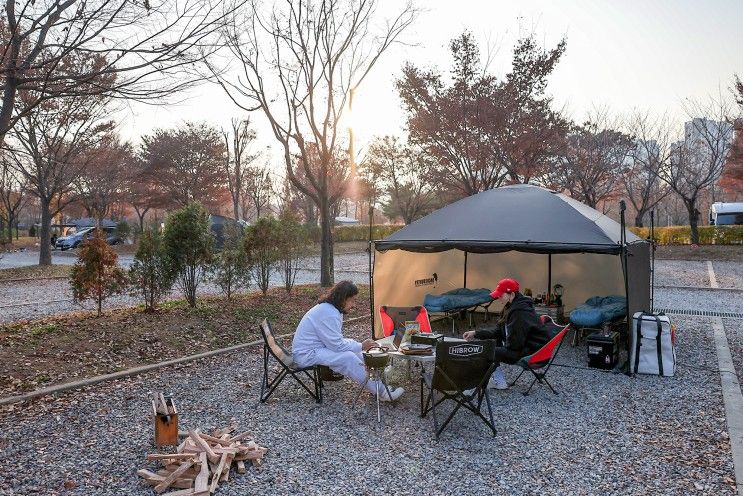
319,199,334,287
685,199,700,244
233,196,241,222
6,217,13,242
634,212,645,228
39,200,52,266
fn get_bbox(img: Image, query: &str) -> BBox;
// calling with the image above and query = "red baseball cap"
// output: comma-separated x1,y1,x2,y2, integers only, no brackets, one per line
490,278,520,299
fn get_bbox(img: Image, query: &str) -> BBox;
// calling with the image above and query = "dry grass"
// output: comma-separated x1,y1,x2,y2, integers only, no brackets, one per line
0,284,371,398
0,264,71,281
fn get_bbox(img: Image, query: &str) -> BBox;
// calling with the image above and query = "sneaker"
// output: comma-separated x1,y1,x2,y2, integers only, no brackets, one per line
488,377,509,390
379,387,405,402
488,366,509,390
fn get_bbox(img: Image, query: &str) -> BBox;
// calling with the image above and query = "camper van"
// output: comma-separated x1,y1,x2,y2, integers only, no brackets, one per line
710,202,743,226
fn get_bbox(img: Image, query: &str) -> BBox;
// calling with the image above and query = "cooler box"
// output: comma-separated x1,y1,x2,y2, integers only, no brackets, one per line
586,331,619,370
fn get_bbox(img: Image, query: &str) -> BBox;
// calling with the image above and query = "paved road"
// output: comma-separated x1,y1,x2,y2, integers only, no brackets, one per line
0,249,135,268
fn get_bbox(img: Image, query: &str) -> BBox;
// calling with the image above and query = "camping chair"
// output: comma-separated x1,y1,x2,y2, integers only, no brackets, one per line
420,341,497,440
379,305,432,337
510,322,570,396
259,319,323,403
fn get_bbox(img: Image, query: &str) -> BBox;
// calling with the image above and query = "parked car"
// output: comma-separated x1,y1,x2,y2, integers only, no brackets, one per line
55,227,123,250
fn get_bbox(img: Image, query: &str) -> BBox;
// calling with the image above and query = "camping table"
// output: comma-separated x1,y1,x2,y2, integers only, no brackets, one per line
374,335,467,379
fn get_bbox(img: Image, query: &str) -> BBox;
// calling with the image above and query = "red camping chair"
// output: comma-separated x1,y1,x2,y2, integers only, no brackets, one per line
379,306,432,337
510,322,570,396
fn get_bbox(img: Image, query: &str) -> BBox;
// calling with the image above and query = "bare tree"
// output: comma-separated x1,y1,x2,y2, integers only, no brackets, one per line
6,90,114,265
210,0,417,286
362,135,435,224
623,112,672,226
74,133,134,222
0,0,241,145
0,152,27,240
549,110,632,209
223,118,259,220
662,98,735,243
241,162,273,220
124,158,167,233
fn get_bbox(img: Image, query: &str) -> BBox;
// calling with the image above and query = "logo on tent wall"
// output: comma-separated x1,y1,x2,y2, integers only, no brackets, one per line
449,344,483,357
414,272,438,288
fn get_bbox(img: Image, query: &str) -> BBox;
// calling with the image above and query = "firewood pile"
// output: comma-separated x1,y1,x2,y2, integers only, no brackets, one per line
137,425,268,495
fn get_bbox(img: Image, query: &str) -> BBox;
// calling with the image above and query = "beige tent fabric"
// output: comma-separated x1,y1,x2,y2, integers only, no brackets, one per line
371,244,650,338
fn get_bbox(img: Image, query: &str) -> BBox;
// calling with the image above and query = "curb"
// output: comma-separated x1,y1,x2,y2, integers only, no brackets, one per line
0,314,371,406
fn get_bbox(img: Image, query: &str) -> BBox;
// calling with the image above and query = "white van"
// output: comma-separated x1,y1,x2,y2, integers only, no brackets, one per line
710,202,743,226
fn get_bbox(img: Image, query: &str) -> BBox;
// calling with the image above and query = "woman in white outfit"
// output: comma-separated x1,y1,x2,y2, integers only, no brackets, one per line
292,281,404,402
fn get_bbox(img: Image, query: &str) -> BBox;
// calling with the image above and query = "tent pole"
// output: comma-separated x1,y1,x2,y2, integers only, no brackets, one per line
369,240,375,339
463,251,468,288
547,254,552,303
620,200,631,376
650,210,655,313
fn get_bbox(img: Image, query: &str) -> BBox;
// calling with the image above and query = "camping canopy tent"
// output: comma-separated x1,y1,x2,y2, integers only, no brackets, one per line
371,184,650,338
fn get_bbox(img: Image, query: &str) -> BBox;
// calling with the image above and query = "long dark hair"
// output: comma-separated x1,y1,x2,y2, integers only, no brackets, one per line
318,280,359,314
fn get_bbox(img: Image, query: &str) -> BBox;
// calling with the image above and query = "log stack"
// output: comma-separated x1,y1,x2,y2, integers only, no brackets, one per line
137,425,268,495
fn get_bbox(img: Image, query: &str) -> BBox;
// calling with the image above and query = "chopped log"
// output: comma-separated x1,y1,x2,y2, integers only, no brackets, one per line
198,433,235,447
228,432,252,443
209,453,228,493
194,452,209,492
154,460,194,494
147,453,198,461
187,430,219,464
236,461,246,474
219,454,234,482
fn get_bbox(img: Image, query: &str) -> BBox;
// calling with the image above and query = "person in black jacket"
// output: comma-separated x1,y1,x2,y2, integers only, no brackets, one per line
463,278,552,389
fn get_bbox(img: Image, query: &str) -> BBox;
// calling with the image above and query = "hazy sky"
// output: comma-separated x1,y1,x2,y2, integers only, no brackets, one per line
119,0,743,160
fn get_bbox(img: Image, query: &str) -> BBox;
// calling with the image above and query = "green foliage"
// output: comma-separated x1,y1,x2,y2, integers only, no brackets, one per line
162,203,214,307
211,223,251,299
70,235,128,316
630,225,743,245
115,220,132,241
28,224,36,237
276,212,311,292
129,229,175,312
243,217,281,295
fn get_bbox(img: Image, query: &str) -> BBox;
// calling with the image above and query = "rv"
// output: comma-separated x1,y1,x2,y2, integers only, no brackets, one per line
709,202,743,226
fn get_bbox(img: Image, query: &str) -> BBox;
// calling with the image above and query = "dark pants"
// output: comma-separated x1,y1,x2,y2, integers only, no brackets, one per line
488,327,524,366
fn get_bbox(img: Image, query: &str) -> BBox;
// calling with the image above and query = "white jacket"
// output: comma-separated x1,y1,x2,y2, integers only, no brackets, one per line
292,302,361,357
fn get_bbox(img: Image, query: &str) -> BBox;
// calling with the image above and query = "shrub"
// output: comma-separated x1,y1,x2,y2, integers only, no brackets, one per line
630,225,743,245
211,223,250,299
333,224,404,242
70,234,128,316
244,217,281,295
162,203,214,307
28,224,36,237
115,220,132,242
129,229,174,312
276,212,311,292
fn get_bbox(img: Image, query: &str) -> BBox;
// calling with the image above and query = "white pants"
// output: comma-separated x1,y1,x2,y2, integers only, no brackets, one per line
295,348,379,393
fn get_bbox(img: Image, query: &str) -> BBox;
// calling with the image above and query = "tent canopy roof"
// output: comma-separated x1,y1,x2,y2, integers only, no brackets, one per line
375,184,644,255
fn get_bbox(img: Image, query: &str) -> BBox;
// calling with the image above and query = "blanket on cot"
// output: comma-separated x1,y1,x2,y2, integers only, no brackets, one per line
569,295,627,328
424,288,493,313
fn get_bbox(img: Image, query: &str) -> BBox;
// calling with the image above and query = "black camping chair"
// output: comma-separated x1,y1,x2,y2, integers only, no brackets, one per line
259,319,323,403
420,341,498,439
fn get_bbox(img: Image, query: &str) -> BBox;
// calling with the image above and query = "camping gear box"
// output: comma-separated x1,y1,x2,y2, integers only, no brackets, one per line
630,312,676,376
586,331,619,370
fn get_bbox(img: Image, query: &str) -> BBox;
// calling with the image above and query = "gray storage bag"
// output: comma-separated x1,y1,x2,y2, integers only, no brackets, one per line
630,312,676,377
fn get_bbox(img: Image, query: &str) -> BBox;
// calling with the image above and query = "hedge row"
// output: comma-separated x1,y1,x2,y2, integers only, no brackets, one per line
306,224,405,243
630,225,743,245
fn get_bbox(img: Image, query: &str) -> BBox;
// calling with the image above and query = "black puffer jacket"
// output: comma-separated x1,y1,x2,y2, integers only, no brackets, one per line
474,293,553,353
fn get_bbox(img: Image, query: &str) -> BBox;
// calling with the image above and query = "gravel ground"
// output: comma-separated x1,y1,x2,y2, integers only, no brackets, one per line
654,260,710,288
654,287,743,315
0,255,740,494
710,262,743,290
722,318,743,384
0,307,737,495
0,253,371,324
